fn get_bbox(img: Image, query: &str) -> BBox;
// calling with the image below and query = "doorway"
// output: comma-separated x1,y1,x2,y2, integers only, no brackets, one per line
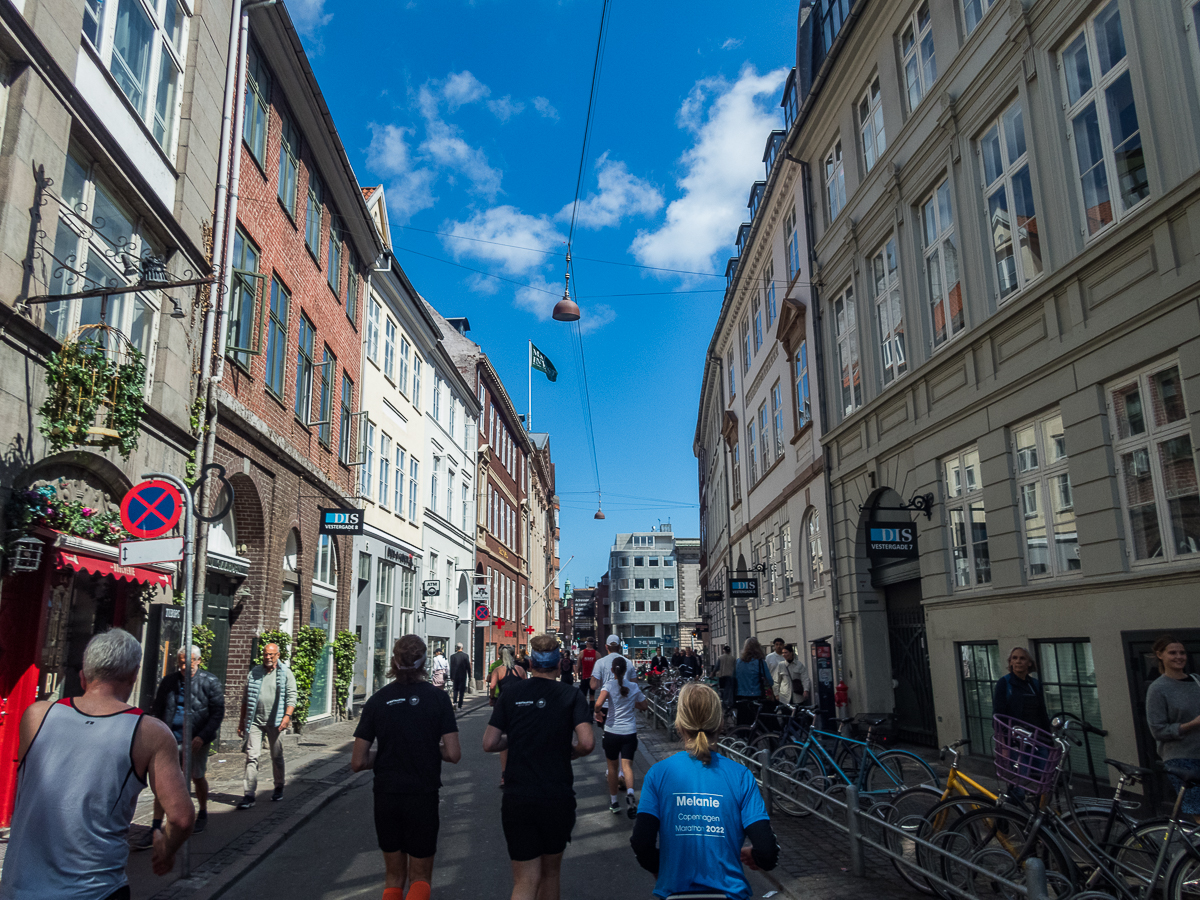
886,580,936,746
203,576,235,688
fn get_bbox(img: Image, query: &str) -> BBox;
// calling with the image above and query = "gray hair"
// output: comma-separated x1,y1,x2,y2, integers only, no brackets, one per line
455,643,463,651
177,644,201,660
499,645,516,668
83,629,142,683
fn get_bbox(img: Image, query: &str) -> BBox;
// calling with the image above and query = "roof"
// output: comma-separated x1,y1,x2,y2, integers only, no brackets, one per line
362,185,379,201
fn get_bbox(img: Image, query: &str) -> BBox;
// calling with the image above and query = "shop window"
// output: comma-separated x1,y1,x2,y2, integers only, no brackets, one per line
958,642,1001,757
1037,640,1107,777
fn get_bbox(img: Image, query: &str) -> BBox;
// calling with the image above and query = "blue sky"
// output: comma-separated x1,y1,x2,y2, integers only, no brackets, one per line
294,0,799,590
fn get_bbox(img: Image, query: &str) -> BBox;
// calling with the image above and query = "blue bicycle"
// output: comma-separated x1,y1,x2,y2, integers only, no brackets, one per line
769,708,939,816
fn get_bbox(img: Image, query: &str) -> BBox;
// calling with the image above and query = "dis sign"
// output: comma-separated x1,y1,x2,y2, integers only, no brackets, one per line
866,520,919,560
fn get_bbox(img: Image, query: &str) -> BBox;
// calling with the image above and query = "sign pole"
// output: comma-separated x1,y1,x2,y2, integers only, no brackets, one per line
144,471,195,877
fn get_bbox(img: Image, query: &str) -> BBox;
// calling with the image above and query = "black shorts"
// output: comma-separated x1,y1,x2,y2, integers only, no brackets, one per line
501,794,576,861
602,731,638,761
373,791,440,858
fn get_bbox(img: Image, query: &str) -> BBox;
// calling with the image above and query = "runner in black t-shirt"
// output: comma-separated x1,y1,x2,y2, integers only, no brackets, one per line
352,635,461,900
483,633,594,900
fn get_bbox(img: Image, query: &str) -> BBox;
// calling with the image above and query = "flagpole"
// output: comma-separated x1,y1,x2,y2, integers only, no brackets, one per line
528,340,532,433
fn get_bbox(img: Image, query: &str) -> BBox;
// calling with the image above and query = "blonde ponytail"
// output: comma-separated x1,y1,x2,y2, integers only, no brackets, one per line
691,729,712,766
675,682,723,766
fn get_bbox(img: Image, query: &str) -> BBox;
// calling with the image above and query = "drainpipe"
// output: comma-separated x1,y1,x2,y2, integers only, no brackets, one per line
712,355,738,651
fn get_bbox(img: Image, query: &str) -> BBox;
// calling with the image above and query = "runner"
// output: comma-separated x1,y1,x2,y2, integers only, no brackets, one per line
576,639,597,704
594,655,649,818
351,634,461,900
488,645,526,788
483,633,594,900
630,682,779,900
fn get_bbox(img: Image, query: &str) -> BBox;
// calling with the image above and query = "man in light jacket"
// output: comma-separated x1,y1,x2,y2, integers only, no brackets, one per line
237,642,296,809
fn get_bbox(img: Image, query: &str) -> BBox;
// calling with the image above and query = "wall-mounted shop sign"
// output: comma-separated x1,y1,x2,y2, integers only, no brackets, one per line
728,578,758,598
319,508,363,535
703,590,724,604
866,520,919,559
384,545,415,568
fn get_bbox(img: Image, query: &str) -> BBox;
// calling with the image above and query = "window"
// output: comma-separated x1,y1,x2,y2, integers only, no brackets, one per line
346,257,358,323
963,0,996,34
945,447,991,588
408,458,419,520
727,350,737,400
959,642,1002,757
431,458,439,515
981,100,1042,299
650,600,660,611
277,110,299,217
462,483,469,531
1037,641,1107,776
1061,1,1148,237
619,581,630,592
733,443,742,503
747,421,758,484
834,288,862,416
413,357,422,411
664,555,675,567
795,342,811,430
399,337,411,396
665,600,675,612
635,600,646,611
922,180,963,348
433,375,442,421
327,219,342,294
313,532,337,587
859,76,886,173
367,299,380,363
764,260,777,328
619,556,629,567
447,471,454,524
94,0,188,152
449,399,457,442
872,238,907,385
338,373,353,464
305,170,323,254
360,419,375,500
784,207,801,282
758,402,771,471
379,433,391,509
742,318,752,374
316,346,334,445
781,524,794,586
383,319,395,381
226,228,260,370
1109,364,1199,562
243,40,271,164
753,298,763,352
294,314,314,422
771,382,784,458
633,535,655,548
394,446,405,515
825,139,846,222
650,578,662,590
806,509,823,592
664,577,675,589
901,2,936,111
264,277,289,397
619,600,630,611
1013,412,1079,578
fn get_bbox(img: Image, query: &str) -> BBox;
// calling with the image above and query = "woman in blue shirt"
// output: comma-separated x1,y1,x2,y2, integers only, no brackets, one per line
733,638,773,728
630,683,778,900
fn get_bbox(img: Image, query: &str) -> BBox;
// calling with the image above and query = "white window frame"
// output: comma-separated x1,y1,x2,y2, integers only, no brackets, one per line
771,381,784,458
383,318,395,381
901,1,936,112
361,419,375,501
753,296,763,352
758,401,771,472
408,458,419,520
944,447,991,589
379,433,392,511
858,75,887,173
1012,411,1080,579
366,298,380,363
825,138,846,223
784,207,801,282
963,0,997,34
979,100,1042,301
833,286,862,417
795,341,811,430
747,421,758,484
394,445,406,517
805,509,823,593
921,179,964,349
727,349,737,401
871,237,907,386
1108,362,1199,564
764,260,777,328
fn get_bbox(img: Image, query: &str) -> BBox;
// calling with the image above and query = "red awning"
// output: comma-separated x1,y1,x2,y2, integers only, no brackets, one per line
56,550,173,589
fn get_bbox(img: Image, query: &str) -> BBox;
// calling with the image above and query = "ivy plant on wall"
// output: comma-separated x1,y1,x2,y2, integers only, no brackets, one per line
288,625,327,726
333,630,359,716
192,623,215,669
255,629,291,663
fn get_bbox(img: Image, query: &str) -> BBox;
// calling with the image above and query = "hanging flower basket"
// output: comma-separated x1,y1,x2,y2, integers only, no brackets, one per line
38,325,147,460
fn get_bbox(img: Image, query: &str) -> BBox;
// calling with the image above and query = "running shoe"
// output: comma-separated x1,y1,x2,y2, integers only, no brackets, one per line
609,801,620,814
271,786,284,802
236,794,255,810
626,793,637,819
193,812,207,834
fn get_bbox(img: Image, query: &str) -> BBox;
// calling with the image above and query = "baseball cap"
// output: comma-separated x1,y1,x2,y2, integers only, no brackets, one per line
606,634,621,647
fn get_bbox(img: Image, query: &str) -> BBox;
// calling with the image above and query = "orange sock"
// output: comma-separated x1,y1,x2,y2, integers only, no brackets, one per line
383,888,404,900
405,882,431,900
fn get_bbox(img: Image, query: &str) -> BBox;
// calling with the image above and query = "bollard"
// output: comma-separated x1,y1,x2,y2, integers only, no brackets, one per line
845,784,865,878
759,748,774,815
1024,858,1048,900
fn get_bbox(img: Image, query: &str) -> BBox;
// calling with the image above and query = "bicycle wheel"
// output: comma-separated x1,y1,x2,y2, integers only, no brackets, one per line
752,731,783,758
885,785,943,895
770,745,826,818
1164,850,1200,900
834,742,863,781
943,806,1077,900
1115,819,1200,893
864,749,940,796
914,796,1000,900
1058,806,1135,879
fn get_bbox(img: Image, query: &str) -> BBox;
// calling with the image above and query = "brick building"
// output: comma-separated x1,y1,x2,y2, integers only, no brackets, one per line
196,3,382,736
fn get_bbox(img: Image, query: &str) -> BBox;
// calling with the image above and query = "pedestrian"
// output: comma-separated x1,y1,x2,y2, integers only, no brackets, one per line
351,634,462,900
431,648,450,691
992,646,1052,732
772,645,812,707
595,656,648,818
679,648,701,680
716,645,736,708
559,648,575,685
483,633,594,900
670,649,684,669
0,629,195,899
630,682,779,899
649,651,666,672
589,634,626,692
1146,634,1200,822
236,641,297,809
146,645,224,840
489,645,527,788
733,637,773,727
449,643,471,709
764,637,787,673
577,639,597,704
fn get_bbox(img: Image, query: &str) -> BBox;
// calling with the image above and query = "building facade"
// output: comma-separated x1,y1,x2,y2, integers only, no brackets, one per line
674,538,703,650
0,0,229,823
607,526,682,657
528,433,560,636
789,0,1200,764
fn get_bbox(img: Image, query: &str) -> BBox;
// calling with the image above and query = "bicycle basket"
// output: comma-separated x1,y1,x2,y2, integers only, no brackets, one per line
992,714,1062,794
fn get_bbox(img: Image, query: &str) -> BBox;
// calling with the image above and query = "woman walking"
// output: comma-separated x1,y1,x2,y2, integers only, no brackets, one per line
772,645,812,707
1147,634,1200,822
489,645,526,788
594,656,648,818
351,635,461,900
992,646,1052,732
559,649,575,685
733,638,773,727
631,682,778,899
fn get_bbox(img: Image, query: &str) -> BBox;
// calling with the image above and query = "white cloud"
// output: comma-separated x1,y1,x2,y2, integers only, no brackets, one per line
487,95,525,122
442,206,563,275
577,303,617,335
721,37,744,50
630,65,789,275
421,120,502,196
513,275,564,320
442,71,490,111
289,0,332,36
365,124,437,223
464,272,501,296
558,152,663,230
533,96,559,120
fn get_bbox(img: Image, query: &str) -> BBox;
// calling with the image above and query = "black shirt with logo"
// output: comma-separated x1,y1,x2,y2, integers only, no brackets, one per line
488,676,590,799
354,681,458,794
